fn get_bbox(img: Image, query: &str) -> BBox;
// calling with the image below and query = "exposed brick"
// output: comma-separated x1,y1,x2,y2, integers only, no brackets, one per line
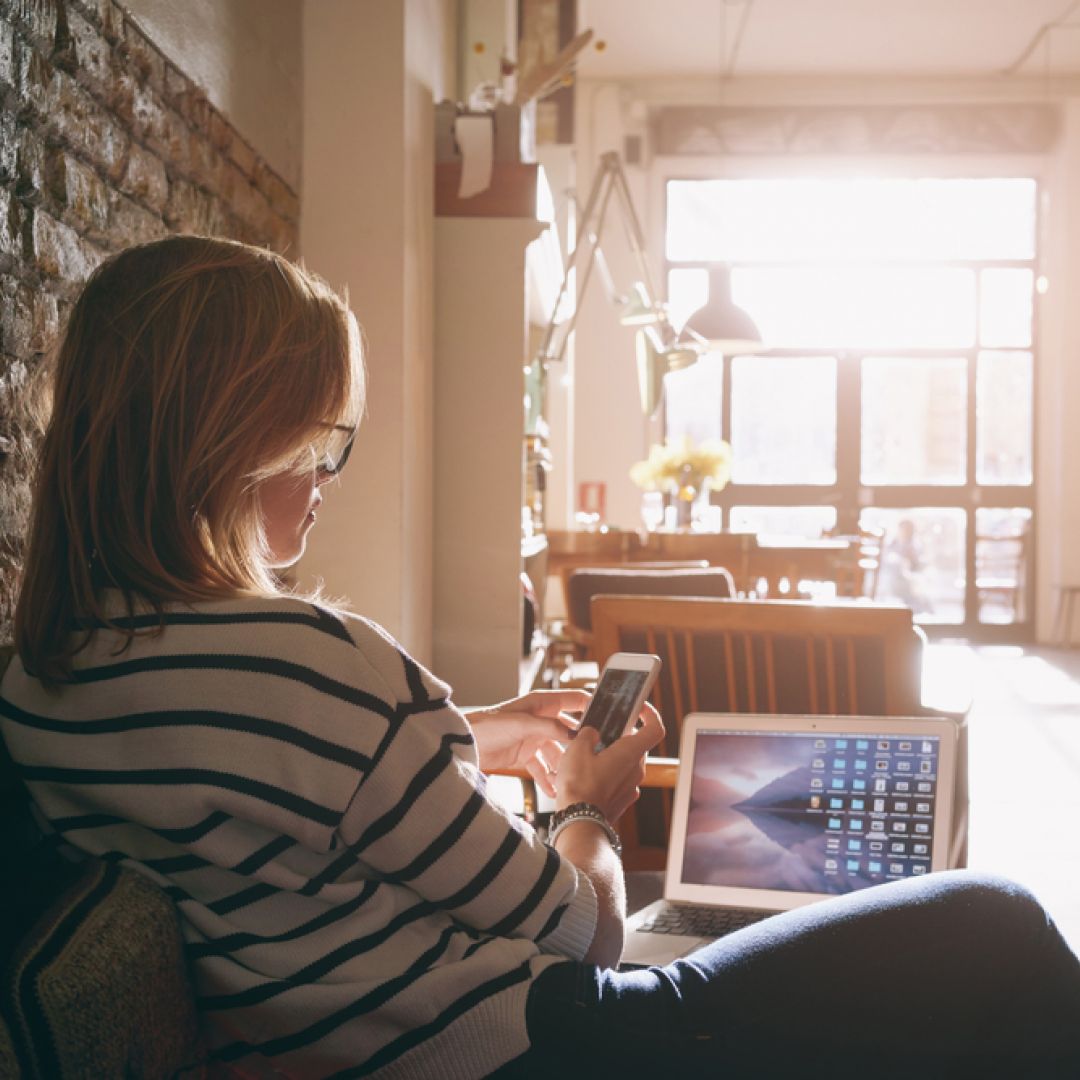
66,4,110,91
0,111,16,182
51,0,74,72
0,0,296,618
0,20,17,92
253,163,299,225
44,62,92,142
0,277,46,357
228,174,271,236
58,150,109,238
0,474,32,551
16,40,53,120
0,187,22,260
206,108,233,155
228,134,258,180
24,283,58,352
93,112,129,183
119,143,167,214
119,16,164,93
99,0,122,43
12,0,58,53
73,0,122,43
174,85,210,132
0,354,30,421
164,176,233,237
162,175,197,230
141,102,188,174
108,188,166,246
186,130,216,185
30,207,102,283
42,140,68,206
129,79,158,141
162,58,190,110
107,66,135,125
48,71,131,182
14,125,46,204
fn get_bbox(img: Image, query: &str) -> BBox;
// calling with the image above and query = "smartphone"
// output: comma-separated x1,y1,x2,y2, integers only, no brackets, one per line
579,652,661,752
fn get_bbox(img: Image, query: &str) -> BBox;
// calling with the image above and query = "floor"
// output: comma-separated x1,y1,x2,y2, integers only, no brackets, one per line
946,642,1080,951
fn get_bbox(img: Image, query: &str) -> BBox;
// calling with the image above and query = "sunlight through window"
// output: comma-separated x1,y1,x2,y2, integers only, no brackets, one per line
664,174,1037,632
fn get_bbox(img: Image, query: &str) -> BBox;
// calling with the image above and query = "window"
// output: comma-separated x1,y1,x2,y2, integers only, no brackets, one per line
665,176,1037,634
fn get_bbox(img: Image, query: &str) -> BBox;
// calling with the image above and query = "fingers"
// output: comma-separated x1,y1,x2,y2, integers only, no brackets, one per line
568,724,603,755
518,688,592,717
621,704,665,755
526,754,557,799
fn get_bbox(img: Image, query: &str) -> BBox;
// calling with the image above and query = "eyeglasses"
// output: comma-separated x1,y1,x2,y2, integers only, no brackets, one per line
316,423,357,476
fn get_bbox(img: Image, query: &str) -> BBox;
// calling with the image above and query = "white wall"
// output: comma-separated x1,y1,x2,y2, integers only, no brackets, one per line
570,74,1080,642
1039,98,1080,641
297,0,456,661
124,0,302,190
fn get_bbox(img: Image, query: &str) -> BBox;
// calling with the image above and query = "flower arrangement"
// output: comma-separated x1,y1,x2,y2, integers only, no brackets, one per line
630,436,733,504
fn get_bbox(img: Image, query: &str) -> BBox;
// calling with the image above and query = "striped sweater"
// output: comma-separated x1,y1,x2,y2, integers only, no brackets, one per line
0,595,597,1078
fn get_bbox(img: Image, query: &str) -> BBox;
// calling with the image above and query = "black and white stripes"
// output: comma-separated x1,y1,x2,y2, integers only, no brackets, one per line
0,595,596,1077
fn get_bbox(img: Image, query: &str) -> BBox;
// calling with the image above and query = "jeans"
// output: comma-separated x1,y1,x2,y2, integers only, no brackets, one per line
494,871,1080,1079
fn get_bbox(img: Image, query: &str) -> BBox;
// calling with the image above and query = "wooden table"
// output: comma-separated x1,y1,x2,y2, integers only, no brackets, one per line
546,529,860,605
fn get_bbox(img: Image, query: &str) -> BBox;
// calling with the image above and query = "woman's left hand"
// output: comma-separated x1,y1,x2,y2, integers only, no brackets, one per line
467,689,590,798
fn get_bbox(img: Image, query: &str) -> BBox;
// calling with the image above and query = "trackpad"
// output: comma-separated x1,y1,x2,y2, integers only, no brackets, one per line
620,930,711,968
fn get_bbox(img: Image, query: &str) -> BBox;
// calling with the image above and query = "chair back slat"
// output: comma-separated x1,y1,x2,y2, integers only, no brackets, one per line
666,629,685,725
591,595,924,870
742,631,757,712
845,637,858,712
723,632,737,711
806,638,819,712
764,635,778,713
684,631,700,715
563,565,732,658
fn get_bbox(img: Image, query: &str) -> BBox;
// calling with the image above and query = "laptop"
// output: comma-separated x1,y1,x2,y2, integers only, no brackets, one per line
622,712,960,968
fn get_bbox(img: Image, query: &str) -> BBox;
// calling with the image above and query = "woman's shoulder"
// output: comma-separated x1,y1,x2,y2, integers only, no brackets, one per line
323,604,453,708
175,595,451,707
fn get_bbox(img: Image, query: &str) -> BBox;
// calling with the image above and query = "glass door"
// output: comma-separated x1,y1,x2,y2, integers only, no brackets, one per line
664,176,1037,638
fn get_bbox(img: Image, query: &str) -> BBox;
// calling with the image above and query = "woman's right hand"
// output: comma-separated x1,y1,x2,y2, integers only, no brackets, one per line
554,704,665,824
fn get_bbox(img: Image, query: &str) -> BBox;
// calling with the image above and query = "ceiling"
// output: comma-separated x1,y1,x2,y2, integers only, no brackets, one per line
575,0,1080,81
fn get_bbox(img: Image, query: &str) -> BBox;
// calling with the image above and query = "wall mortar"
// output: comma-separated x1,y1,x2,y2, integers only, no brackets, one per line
0,0,299,641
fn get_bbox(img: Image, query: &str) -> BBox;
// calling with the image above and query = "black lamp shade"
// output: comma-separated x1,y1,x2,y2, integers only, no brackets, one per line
683,266,764,353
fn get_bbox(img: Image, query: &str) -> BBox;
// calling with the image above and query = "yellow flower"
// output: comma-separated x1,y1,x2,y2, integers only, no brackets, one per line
630,437,732,494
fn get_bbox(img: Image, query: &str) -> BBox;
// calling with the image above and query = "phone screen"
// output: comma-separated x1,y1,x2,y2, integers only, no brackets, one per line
580,667,650,748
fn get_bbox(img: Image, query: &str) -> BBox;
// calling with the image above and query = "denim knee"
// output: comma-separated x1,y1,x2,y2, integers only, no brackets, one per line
925,869,1050,929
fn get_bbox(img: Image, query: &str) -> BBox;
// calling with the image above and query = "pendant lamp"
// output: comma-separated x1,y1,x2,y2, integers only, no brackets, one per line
682,266,764,354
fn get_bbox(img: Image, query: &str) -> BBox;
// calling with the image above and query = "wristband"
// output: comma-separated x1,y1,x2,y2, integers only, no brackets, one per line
547,801,622,858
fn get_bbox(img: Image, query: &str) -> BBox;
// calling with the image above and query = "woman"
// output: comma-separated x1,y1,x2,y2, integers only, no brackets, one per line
2,236,1078,1079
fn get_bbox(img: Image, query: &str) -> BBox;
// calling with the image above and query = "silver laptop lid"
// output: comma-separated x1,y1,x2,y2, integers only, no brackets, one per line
664,713,959,912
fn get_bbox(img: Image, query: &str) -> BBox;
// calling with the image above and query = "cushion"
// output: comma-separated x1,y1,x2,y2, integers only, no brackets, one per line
568,567,735,632
1,859,203,1079
0,642,202,1078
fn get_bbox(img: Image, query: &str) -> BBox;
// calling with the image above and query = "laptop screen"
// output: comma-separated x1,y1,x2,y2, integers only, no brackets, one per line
681,728,942,896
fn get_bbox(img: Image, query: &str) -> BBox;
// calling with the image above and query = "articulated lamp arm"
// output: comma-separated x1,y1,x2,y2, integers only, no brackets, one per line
532,152,700,415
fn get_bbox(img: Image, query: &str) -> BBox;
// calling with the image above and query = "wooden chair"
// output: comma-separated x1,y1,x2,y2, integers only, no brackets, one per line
975,523,1029,624
562,564,729,660
558,560,707,627
640,532,756,594
830,527,884,599
590,596,942,870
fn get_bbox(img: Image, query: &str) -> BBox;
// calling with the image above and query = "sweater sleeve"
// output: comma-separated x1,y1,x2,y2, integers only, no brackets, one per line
336,621,597,961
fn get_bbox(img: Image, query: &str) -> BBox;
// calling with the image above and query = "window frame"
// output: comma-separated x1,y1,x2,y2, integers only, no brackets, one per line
654,158,1041,639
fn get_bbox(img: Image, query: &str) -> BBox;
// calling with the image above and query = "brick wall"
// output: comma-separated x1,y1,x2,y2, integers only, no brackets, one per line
0,0,300,641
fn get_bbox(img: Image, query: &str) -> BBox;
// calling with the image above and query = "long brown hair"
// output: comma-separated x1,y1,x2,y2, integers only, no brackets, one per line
15,235,363,683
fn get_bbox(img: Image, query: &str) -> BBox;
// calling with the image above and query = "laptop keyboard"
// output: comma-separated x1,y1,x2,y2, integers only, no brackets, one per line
636,903,772,939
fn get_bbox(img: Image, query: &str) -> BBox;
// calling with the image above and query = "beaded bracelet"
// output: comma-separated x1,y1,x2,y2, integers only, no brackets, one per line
547,801,623,857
